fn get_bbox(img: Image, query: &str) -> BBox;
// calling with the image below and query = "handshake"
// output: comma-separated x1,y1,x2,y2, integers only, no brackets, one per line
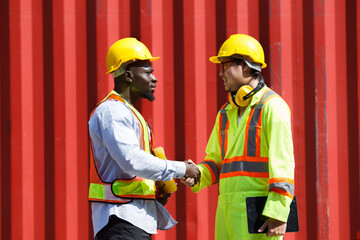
182,160,201,187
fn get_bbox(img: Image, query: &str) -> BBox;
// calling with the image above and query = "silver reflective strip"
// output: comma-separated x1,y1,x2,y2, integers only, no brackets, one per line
269,182,295,195
200,160,220,183
252,90,277,109
220,161,269,174
90,183,130,202
104,184,130,201
253,103,264,109
246,90,279,156
249,108,262,126
260,90,277,104
247,108,262,157
220,104,229,160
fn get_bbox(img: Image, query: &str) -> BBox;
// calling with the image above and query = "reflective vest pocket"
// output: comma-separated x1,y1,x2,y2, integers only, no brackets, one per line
89,178,156,203
89,183,105,199
89,183,131,203
111,178,156,199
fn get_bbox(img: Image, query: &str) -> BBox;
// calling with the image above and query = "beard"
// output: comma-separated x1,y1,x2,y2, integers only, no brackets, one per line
143,91,155,102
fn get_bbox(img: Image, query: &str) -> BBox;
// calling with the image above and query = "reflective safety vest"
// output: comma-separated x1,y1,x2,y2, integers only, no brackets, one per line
218,89,294,199
88,91,156,204
192,86,295,239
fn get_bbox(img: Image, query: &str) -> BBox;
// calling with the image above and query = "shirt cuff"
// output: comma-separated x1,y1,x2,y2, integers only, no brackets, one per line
173,161,186,179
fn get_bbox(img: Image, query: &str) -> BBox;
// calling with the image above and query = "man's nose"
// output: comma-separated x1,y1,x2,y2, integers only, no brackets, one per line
219,69,224,78
152,74,158,82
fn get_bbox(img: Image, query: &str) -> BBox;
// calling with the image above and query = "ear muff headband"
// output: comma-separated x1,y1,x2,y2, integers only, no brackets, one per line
229,82,265,108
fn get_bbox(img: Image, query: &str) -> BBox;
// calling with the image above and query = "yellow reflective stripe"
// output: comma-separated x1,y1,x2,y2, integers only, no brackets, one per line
110,90,150,153
112,179,155,197
98,91,117,105
125,104,150,153
89,183,104,199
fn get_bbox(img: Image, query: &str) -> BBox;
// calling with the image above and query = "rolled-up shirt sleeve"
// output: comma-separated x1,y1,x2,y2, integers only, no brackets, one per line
89,100,186,181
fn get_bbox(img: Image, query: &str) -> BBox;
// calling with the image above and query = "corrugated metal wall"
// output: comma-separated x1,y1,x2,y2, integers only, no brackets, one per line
0,0,359,239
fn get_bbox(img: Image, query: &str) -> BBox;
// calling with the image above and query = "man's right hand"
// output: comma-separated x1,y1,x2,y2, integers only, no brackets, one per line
183,160,200,184
258,218,287,237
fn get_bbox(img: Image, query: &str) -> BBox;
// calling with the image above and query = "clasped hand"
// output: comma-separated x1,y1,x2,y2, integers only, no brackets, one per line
258,218,287,237
182,160,200,187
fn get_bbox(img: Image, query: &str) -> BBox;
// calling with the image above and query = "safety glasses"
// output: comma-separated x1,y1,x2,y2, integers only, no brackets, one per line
220,59,236,71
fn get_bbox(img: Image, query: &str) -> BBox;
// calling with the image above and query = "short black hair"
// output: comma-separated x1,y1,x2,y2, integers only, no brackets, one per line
233,59,263,80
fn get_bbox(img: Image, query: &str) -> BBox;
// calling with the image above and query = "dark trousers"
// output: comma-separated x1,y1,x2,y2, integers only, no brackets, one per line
95,215,152,240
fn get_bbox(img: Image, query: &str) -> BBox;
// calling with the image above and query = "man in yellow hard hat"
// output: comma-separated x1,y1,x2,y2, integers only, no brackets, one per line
183,34,295,239
88,38,200,240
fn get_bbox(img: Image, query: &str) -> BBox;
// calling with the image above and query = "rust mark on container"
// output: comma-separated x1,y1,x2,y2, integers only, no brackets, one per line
141,0,152,17
314,44,329,239
270,42,281,94
96,0,106,18
269,0,280,18
314,0,324,17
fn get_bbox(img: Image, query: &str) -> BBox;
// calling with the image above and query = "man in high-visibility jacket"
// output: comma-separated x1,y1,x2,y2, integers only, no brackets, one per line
183,34,295,239
89,38,200,240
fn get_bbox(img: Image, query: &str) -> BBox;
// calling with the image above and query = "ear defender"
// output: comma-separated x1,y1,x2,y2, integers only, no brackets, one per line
229,85,253,108
229,82,265,108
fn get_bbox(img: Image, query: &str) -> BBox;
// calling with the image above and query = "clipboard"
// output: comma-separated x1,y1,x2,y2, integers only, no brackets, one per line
246,196,299,234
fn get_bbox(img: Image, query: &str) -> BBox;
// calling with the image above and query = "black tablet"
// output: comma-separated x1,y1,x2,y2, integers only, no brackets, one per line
246,196,299,234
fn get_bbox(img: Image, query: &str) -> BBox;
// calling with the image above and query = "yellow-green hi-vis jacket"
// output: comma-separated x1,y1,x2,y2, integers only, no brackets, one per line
192,86,295,240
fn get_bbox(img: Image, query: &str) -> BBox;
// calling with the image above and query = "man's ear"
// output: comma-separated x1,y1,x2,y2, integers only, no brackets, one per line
125,70,133,83
243,62,250,72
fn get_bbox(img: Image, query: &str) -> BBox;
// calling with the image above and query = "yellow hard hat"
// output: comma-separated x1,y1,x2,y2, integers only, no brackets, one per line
106,38,160,75
209,34,267,69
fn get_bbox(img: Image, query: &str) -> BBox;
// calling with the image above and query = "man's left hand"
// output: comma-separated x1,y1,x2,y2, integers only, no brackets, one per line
156,192,171,206
258,218,287,237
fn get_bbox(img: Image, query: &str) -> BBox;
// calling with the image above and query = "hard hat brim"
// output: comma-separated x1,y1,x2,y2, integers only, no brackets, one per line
148,56,160,62
209,56,221,63
209,55,267,69
106,56,160,74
